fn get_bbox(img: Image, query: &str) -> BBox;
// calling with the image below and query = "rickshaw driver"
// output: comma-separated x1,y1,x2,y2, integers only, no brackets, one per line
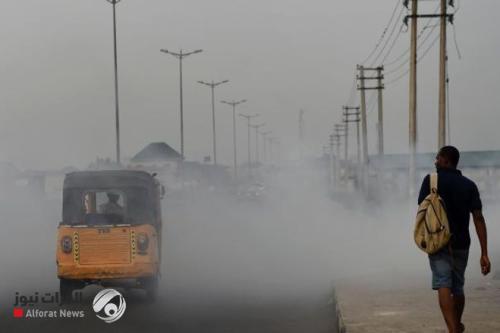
99,192,124,215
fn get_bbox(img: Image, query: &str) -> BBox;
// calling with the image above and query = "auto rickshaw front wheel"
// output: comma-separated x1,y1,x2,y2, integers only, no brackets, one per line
59,278,83,304
141,276,159,302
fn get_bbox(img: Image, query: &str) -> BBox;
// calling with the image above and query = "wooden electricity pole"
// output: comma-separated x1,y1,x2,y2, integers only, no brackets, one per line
404,0,455,193
343,106,361,165
438,0,447,148
408,0,418,195
329,135,335,185
357,65,369,166
377,66,384,156
357,66,384,161
332,133,342,183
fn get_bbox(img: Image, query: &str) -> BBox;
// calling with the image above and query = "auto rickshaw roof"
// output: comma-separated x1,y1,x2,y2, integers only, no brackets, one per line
64,170,157,190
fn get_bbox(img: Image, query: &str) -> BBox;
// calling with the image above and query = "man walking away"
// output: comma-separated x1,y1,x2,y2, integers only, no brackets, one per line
418,146,491,333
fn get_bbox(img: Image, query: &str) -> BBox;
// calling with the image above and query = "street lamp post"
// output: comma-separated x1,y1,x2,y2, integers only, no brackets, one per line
260,131,271,163
221,99,247,178
250,123,265,165
198,80,229,165
105,0,122,164
160,48,203,159
239,113,259,168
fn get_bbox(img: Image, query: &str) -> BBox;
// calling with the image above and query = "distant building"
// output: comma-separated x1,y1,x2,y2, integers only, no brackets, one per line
131,142,183,165
128,142,183,189
129,142,230,189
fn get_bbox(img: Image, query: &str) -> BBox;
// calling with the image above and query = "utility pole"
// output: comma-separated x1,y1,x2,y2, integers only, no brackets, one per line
403,0,455,193
105,0,122,164
334,123,348,164
251,123,265,165
358,66,384,156
160,48,203,159
343,107,362,188
343,106,361,164
356,66,370,169
198,80,229,165
409,0,418,195
329,134,335,186
438,0,448,148
377,66,384,155
239,113,259,168
334,124,347,182
221,99,247,178
332,130,342,183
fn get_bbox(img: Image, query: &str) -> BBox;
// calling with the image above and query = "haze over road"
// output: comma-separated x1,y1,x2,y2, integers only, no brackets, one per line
0,167,341,333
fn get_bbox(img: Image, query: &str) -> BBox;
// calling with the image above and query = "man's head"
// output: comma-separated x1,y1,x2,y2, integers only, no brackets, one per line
435,146,460,170
107,192,120,203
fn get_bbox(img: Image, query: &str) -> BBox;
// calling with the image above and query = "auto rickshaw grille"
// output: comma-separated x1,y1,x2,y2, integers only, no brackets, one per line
77,228,131,265
131,230,137,260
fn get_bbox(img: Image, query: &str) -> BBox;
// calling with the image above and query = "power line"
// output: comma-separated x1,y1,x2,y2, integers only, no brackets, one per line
451,23,462,60
360,0,402,65
369,6,406,67
385,32,440,85
380,22,406,65
383,3,441,67
385,20,440,76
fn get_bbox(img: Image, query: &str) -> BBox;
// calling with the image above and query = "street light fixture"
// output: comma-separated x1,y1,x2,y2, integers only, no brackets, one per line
105,0,122,164
198,80,229,165
221,99,247,178
160,48,203,159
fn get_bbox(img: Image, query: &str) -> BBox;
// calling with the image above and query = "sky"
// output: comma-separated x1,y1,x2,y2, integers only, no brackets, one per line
0,0,499,170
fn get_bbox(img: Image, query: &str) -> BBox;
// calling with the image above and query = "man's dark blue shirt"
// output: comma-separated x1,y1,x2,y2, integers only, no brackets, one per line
418,168,482,250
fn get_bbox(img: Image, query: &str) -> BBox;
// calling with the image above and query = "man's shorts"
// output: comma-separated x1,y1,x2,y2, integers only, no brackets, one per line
429,248,469,295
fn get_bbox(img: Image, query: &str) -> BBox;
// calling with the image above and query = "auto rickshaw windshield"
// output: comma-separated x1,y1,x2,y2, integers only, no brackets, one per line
62,187,155,225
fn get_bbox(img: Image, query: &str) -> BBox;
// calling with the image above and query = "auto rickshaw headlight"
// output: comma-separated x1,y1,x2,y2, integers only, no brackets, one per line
61,236,73,254
137,233,149,253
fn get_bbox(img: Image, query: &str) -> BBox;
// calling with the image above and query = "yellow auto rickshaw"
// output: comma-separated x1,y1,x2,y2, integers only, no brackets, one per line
56,170,163,302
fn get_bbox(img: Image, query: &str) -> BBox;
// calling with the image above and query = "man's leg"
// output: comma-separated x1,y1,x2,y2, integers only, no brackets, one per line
438,287,460,333
451,249,469,332
453,294,465,330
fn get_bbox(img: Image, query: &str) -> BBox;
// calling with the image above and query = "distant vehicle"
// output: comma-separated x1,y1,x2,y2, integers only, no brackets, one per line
56,170,164,302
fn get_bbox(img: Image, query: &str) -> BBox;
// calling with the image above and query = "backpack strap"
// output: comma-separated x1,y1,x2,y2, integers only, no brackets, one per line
430,172,438,193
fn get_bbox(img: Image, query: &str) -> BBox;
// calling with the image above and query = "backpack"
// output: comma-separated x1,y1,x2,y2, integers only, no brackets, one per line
414,173,451,254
